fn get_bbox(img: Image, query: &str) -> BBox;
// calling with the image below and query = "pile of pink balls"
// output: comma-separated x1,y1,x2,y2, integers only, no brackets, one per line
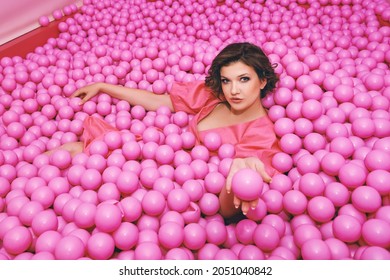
0,0,390,260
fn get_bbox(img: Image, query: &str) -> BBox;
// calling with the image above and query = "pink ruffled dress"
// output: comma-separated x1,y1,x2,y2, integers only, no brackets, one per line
82,80,281,176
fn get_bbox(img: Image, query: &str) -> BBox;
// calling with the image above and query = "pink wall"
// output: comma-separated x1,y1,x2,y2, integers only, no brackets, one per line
0,0,81,45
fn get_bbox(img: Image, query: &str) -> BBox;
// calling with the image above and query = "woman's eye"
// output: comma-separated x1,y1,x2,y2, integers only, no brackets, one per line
240,77,250,82
221,79,229,84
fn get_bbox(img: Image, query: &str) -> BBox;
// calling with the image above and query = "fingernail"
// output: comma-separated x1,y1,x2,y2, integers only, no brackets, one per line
251,206,256,210
242,211,247,215
234,205,239,209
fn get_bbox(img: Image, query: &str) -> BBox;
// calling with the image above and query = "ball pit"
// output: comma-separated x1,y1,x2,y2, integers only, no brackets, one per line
0,0,389,261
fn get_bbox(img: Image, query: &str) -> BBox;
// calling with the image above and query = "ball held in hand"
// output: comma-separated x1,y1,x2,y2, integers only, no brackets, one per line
231,168,264,201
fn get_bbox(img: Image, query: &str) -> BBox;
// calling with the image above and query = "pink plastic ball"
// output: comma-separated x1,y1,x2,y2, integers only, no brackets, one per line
54,235,85,260
38,16,50,26
165,248,192,260
197,243,220,260
301,239,331,260
283,190,308,215
112,222,139,251
269,174,292,194
238,245,265,260
364,150,390,171
253,223,280,252
296,153,320,174
366,170,390,195
329,136,355,158
18,201,44,226
174,164,195,185
134,242,162,260
80,157,103,175
351,186,382,213
203,132,222,151
324,238,351,260
301,99,323,120
31,209,58,236
332,215,362,243
205,220,227,245
324,182,350,207
35,230,62,254
158,221,184,249
214,248,238,260
261,214,286,238
87,232,115,260
74,202,97,229
360,246,390,260
286,61,304,78
95,203,122,233
299,173,326,197
204,171,225,194
231,168,263,201
272,152,293,173
338,163,367,189
351,118,376,139
104,131,122,150
3,226,32,255
80,168,102,191
183,223,207,250
303,132,326,153
167,188,190,212
320,152,345,176
361,219,390,248
293,224,322,248
49,149,72,170
307,196,336,223
155,144,175,165
279,133,302,154
190,159,209,179
333,84,354,103
120,196,142,223
142,190,166,216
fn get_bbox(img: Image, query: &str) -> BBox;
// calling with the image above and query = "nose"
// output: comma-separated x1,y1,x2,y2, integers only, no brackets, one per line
230,81,239,95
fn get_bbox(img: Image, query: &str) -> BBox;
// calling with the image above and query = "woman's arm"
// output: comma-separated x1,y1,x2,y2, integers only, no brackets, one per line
71,82,175,112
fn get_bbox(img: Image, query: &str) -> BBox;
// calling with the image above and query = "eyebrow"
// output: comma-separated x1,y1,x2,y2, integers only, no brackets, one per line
220,73,250,79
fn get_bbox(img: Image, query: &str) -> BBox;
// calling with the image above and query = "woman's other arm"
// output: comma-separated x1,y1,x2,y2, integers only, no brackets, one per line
71,82,175,112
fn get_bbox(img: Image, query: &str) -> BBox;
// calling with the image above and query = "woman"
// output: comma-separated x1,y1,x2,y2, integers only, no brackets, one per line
59,42,281,218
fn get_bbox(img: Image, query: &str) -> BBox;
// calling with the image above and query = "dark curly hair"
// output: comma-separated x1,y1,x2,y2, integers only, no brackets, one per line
205,42,279,99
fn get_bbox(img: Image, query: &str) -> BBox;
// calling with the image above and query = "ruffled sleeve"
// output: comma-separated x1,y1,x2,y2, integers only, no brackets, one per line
169,80,219,114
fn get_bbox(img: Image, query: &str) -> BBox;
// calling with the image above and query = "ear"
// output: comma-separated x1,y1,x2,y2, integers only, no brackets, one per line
260,79,267,90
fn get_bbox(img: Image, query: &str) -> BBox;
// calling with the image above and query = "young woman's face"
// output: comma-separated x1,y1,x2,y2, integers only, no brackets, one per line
220,61,267,115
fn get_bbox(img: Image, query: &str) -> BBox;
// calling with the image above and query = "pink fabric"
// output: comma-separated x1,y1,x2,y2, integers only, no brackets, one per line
170,80,281,176
82,116,119,155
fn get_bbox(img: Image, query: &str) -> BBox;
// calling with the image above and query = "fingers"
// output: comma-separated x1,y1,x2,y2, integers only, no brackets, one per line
255,161,272,183
241,201,251,216
225,159,245,194
233,196,241,210
250,198,259,210
70,88,83,98
225,172,233,195
234,196,259,216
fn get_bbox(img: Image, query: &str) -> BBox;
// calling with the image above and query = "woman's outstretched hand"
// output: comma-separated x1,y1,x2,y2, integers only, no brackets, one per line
71,83,102,105
225,157,272,215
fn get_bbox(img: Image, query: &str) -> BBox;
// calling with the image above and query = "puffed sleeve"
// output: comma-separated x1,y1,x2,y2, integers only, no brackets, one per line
169,80,219,114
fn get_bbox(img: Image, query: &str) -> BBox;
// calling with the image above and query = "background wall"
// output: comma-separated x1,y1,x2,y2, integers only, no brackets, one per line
0,0,81,45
